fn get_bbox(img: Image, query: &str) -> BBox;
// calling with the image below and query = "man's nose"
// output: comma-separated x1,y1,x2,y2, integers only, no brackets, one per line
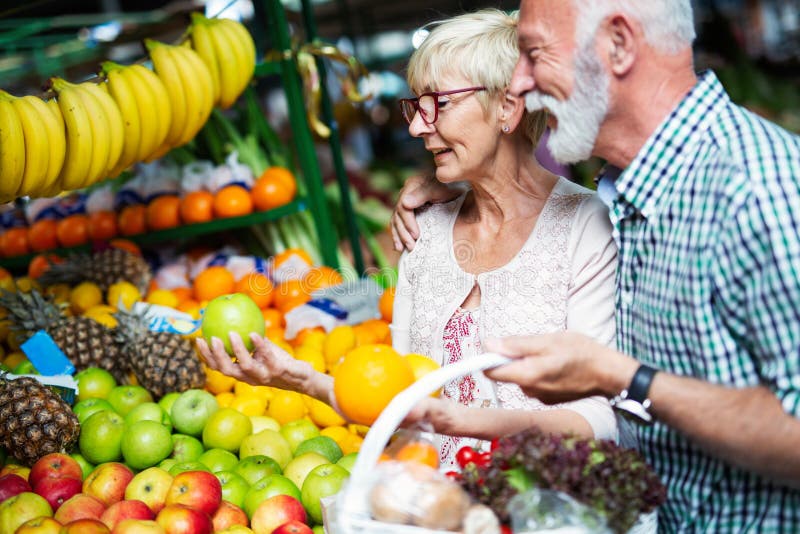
509,58,535,97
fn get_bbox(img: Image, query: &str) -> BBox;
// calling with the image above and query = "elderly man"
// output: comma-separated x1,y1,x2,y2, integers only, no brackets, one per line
392,0,800,531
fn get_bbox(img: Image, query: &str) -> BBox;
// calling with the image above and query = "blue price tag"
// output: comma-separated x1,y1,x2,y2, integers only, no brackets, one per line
21,331,75,376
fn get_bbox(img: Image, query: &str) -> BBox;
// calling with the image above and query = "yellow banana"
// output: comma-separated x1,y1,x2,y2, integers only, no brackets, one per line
83,81,124,181
220,18,256,90
206,19,242,109
28,96,65,196
146,39,187,151
11,95,50,197
171,45,214,147
51,79,93,191
0,93,25,202
74,82,111,188
124,65,169,162
103,64,141,177
190,14,221,105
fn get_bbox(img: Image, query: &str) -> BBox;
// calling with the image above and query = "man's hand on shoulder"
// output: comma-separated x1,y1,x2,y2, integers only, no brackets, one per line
391,175,463,251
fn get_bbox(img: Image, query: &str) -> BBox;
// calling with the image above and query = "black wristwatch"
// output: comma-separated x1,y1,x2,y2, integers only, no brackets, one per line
610,364,658,425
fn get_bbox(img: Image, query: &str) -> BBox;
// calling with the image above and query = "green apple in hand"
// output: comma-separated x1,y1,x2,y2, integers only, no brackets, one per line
201,293,265,354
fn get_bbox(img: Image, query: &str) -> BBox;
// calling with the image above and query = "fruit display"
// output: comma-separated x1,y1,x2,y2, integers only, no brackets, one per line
37,247,151,294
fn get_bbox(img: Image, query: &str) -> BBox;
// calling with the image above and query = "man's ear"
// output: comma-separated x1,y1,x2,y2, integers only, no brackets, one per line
601,14,637,76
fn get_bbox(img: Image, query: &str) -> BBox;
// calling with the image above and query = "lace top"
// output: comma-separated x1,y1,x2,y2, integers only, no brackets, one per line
392,177,619,443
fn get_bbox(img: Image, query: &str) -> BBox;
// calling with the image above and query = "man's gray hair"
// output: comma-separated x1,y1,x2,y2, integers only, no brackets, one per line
573,0,695,54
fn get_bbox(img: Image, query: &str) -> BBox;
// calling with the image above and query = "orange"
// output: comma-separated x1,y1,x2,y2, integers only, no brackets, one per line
109,238,142,256
213,185,253,218
404,353,442,397
360,318,391,345
273,248,314,270
193,266,235,302
303,266,343,291
292,326,325,348
177,298,201,319
56,215,89,248
146,195,181,230
353,323,380,347
87,211,118,241
0,228,30,257
118,205,147,236
378,286,395,323
251,168,296,212
171,286,193,304
27,219,59,252
261,308,284,329
180,190,214,224
323,325,356,367
234,272,274,309
266,389,307,425
394,441,439,468
332,344,415,425
28,253,62,279
273,279,311,314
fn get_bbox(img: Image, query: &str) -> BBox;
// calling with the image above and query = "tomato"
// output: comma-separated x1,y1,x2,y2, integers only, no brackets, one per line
455,446,477,468
490,438,500,451
500,525,513,534
474,451,493,467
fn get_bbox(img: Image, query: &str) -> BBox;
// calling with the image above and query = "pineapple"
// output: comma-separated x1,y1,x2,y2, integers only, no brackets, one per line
114,308,205,399
0,375,80,466
0,290,128,383
38,248,151,294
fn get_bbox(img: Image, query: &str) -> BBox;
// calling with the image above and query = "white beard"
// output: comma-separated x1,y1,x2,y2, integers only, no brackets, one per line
524,42,610,164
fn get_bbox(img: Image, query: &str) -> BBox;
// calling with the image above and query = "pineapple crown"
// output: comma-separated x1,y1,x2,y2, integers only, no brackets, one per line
0,289,65,334
38,248,152,294
113,305,151,346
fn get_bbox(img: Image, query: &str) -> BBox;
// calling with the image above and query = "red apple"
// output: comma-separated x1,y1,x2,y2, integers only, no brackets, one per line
101,499,155,529
29,453,83,488
273,520,314,534
212,500,248,531
0,464,30,480
15,516,62,534
112,519,167,534
156,504,212,534
164,471,221,516
83,462,134,506
54,493,107,523
0,473,32,502
124,467,173,514
60,517,111,534
250,494,307,534
34,476,83,510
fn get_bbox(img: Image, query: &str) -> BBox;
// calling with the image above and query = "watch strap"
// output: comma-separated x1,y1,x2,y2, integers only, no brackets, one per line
627,364,658,403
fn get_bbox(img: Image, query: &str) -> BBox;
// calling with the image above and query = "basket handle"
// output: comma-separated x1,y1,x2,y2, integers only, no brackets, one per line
337,352,511,524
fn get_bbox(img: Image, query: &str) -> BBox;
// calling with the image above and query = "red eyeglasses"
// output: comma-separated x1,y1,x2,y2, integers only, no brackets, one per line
399,86,487,125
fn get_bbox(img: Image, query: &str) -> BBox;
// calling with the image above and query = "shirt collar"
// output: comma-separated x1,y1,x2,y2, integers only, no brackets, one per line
597,70,729,218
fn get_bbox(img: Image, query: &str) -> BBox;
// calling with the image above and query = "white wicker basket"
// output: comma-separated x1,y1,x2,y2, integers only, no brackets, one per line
327,353,511,534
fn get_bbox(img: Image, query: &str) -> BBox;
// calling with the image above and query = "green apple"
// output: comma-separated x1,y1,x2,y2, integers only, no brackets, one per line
74,367,117,401
279,419,320,454
313,526,325,534
215,470,250,509
69,452,95,479
0,492,52,533
170,389,218,437
121,420,174,470
73,398,116,424
107,385,153,416
202,408,252,453
202,293,265,354
233,455,282,486
13,360,37,375
282,452,329,492
169,434,204,463
249,415,280,433
158,459,177,472
168,461,211,476
242,474,300,519
301,463,350,524
336,452,358,473
198,448,239,473
79,409,125,464
239,429,292,468
157,392,180,415
124,402,172,432
294,436,343,464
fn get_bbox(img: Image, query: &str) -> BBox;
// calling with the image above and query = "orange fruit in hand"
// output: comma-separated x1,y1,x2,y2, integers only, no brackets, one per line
180,190,214,224
56,214,89,248
394,441,439,468
234,272,274,309
28,219,58,252
332,344,415,425
214,185,253,218
193,266,235,302
146,195,181,230
87,211,118,241
251,168,296,211
0,228,30,257
118,205,147,236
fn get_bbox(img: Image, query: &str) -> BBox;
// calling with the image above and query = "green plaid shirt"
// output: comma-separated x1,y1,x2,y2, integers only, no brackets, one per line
598,71,800,532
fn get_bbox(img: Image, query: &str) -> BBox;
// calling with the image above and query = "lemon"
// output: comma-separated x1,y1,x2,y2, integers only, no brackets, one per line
323,325,356,366
83,307,118,328
305,396,345,428
215,392,235,407
146,289,179,308
299,330,326,351
404,353,442,397
267,389,307,425
230,395,267,416
205,367,237,395
107,281,141,309
320,425,351,451
14,276,40,293
294,345,325,373
70,282,103,314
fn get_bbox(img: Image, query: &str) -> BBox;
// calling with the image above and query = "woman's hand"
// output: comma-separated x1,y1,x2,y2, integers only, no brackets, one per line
403,397,461,435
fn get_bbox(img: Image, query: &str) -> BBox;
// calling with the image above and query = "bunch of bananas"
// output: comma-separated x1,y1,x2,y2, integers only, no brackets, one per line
189,14,257,109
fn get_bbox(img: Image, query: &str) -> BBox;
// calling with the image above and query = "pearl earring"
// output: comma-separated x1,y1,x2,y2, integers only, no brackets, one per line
502,125,510,133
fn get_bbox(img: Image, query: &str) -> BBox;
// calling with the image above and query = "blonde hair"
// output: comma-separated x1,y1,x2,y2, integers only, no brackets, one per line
406,9,546,145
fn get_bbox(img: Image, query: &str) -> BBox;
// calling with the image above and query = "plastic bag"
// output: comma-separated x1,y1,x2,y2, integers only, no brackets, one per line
508,488,612,534
312,278,382,326
85,184,115,214
180,160,216,194
284,299,348,339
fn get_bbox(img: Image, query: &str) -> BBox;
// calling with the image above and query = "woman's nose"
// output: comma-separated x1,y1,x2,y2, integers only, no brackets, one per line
408,111,435,137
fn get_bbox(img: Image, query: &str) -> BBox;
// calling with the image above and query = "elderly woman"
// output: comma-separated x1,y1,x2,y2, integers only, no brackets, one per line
198,9,617,469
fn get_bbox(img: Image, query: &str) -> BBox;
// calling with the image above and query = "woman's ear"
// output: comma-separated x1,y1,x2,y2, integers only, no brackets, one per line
500,90,525,133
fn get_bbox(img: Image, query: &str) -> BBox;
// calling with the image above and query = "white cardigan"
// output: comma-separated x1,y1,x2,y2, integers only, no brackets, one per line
391,177,618,440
